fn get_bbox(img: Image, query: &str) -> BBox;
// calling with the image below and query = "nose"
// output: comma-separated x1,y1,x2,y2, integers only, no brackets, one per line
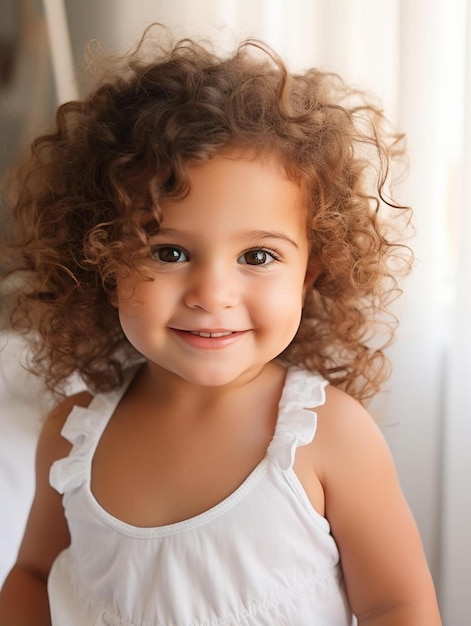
183,263,239,312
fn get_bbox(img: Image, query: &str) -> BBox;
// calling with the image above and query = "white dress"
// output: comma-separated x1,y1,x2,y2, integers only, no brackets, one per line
48,367,356,625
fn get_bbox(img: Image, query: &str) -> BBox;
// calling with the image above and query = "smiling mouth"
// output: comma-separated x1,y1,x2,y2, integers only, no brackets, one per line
187,331,235,338
170,328,247,350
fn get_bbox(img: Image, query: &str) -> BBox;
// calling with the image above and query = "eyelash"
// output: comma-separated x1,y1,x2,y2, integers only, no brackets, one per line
149,245,282,266
150,245,189,264
238,248,281,266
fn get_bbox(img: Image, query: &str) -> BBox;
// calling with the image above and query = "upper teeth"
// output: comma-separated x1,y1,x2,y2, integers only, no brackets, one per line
189,331,233,338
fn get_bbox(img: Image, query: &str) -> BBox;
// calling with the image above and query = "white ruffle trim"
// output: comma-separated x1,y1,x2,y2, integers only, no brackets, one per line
50,400,108,494
268,368,328,470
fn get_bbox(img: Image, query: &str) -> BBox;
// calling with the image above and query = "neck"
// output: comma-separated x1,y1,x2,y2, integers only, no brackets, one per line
136,359,286,414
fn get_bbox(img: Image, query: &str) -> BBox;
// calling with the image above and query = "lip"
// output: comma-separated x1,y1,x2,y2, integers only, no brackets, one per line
170,328,248,350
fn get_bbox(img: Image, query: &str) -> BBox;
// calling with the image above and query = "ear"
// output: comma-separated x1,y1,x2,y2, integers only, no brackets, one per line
303,258,322,300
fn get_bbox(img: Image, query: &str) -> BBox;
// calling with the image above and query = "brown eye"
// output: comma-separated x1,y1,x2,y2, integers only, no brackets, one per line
238,249,277,265
151,246,189,263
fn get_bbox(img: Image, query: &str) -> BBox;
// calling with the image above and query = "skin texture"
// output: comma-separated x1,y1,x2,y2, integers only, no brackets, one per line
0,153,441,625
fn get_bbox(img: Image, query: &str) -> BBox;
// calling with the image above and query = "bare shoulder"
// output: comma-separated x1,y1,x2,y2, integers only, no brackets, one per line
309,384,441,623
311,384,391,483
310,384,404,536
316,383,380,432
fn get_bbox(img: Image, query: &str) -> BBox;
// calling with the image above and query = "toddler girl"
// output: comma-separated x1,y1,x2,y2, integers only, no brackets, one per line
0,28,441,625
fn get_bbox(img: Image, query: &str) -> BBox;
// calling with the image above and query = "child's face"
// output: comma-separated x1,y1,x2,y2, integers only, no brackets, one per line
117,151,315,387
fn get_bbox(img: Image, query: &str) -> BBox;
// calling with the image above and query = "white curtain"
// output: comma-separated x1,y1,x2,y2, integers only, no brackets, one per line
38,1,471,623
439,1,471,621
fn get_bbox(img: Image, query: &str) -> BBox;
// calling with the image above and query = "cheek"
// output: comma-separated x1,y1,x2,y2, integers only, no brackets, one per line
116,273,159,310
254,278,305,326
116,281,156,335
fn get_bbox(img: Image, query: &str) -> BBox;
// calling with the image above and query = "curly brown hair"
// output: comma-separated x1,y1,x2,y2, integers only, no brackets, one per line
0,27,412,403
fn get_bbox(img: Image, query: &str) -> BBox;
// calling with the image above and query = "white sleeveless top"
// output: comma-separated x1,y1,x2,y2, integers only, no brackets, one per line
48,367,356,625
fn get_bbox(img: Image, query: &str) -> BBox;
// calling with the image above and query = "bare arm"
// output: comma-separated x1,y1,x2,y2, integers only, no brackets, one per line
0,392,91,626
312,386,442,626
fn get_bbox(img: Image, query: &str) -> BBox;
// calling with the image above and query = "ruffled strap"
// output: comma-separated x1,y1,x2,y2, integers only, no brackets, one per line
268,368,328,470
49,399,110,494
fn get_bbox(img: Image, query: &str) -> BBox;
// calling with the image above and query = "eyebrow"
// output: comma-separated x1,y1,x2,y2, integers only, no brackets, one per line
240,230,300,249
154,227,300,249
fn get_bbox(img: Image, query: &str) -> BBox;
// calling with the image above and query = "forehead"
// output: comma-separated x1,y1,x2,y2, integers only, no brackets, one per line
159,152,308,236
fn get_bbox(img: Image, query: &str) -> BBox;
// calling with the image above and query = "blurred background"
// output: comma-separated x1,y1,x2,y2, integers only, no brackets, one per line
0,1,470,624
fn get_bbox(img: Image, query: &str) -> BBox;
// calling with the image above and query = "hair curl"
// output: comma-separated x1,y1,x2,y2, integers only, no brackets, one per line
0,26,412,403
